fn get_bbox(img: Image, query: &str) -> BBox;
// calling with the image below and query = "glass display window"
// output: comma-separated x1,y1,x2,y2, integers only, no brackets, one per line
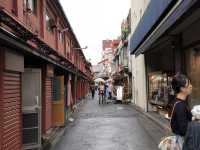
148,72,173,107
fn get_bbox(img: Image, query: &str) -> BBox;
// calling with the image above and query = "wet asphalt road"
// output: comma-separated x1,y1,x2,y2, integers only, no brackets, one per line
51,95,164,150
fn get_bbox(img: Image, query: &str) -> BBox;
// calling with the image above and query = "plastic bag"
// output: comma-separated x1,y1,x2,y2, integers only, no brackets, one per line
191,105,200,120
158,136,183,150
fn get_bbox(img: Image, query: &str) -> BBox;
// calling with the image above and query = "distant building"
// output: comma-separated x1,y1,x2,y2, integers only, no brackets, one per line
112,10,132,102
101,39,120,78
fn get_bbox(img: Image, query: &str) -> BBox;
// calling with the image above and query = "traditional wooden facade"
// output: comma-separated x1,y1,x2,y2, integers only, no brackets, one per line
0,0,92,149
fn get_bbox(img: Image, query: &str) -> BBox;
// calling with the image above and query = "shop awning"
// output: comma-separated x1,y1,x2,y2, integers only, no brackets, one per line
128,0,174,54
128,0,197,56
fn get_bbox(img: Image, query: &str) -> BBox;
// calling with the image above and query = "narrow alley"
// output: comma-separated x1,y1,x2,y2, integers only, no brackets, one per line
51,95,164,150
1,0,200,150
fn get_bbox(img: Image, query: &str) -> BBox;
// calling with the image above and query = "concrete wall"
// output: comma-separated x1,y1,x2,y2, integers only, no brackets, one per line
130,0,150,111
131,55,147,111
130,0,150,34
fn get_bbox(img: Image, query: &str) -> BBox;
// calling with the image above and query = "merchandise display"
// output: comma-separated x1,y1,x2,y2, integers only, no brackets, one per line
148,72,173,107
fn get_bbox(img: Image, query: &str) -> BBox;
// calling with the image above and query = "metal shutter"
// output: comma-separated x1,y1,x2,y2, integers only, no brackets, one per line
2,71,22,150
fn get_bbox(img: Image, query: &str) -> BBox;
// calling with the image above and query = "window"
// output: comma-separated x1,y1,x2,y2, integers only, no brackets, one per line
58,31,64,43
52,78,61,101
24,0,37,14
45,12,54,32
66,38,70,53
45,13,51,31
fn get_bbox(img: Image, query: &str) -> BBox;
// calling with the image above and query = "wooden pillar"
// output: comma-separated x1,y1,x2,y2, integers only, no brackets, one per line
78,80,80,99
79,80,81,98
0,48,4,150
77,80,79,100
73,74,77,104
67,74,72,107
83,81,84,97
76,79,78,100
84,81,86,96
79,80,81,99
42,64,53,134
81,80,82,98
82,80,84,97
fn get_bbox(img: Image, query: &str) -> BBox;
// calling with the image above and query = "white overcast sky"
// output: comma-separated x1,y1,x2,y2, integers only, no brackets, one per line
60,0,130,65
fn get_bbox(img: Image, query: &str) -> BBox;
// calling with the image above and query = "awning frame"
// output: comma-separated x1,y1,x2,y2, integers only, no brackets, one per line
129,0,198,56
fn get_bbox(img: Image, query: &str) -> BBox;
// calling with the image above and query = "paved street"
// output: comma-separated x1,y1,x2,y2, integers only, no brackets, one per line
51,95,164,150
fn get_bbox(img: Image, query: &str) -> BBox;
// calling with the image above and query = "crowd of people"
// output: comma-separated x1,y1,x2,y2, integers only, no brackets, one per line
90,80,114,104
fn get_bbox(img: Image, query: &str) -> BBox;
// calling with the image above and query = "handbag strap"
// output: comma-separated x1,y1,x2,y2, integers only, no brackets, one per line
170,101,182,124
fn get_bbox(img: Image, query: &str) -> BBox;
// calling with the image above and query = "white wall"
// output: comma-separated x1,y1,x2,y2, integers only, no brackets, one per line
131,0,150,34
133,55,147,111
130,0,150,111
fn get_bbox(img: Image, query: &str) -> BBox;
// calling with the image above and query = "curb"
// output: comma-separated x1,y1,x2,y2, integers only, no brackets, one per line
131,104,171,132
44,99,87,150
143,112,171,131
48,127,66,150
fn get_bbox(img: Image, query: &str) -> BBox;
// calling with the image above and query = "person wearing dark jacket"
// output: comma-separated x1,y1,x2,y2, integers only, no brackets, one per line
183,121,200,150
170,74,192,137
171,99,192,136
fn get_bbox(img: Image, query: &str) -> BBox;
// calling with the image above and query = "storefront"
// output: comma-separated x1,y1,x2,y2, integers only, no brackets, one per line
145,2,200,115
112,70,131,102
145,37,178,115
129,0,199,113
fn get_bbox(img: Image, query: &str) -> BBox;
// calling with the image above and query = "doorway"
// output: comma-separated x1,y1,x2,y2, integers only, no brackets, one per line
22,68,42,150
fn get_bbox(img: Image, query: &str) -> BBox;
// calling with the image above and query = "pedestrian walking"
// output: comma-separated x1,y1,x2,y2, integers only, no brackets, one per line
90,84,95,99
108,83,113,100
104,83,108,103
98,82,104,104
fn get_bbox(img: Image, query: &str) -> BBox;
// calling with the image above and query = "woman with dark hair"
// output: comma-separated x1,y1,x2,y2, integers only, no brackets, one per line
170,73,193,148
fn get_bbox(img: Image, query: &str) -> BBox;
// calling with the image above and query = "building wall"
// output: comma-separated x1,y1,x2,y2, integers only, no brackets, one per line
130,0,150,111
0,1,91,148
131,55,147,111
103,40,112,51
0,0,87,74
